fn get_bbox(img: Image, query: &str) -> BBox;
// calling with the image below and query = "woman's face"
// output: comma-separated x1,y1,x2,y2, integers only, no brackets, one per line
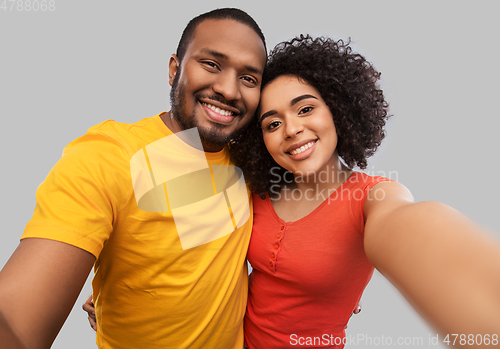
259,75,339,177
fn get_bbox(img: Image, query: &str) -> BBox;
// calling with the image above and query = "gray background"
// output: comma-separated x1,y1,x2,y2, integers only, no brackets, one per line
1,1,499,348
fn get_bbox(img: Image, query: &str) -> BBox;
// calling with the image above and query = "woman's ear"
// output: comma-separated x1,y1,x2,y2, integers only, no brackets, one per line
168,54,180,86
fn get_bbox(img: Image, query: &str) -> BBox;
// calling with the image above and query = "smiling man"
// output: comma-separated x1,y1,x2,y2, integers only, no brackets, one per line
164,15,264,151
0,8,266,349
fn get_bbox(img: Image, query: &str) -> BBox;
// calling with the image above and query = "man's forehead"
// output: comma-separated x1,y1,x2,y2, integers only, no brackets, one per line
193,18,253,38
188,19,266,63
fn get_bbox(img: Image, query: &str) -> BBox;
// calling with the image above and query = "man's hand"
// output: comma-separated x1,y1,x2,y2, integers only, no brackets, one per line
353,302,362,315
82,294,97,331
351,302,362,317
82,297,360,332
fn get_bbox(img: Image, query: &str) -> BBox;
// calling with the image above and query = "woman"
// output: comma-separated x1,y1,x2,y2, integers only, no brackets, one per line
231,35,391,348
230,35,500,348
84,35,500,348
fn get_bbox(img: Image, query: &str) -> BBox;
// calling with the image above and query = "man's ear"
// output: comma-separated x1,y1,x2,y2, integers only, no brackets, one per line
168,54,180,87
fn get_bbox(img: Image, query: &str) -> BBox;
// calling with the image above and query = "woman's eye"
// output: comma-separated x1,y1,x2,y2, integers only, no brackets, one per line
267,121,281,130
299,106,313,114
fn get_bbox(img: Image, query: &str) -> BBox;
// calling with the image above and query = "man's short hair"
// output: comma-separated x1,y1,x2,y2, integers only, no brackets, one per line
176,8,267,62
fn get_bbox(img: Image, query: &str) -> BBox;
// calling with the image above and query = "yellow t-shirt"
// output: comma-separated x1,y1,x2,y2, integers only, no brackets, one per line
22,113,253,348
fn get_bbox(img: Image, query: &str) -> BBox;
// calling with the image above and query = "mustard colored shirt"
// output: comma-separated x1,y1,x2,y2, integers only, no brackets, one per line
22,113,253,348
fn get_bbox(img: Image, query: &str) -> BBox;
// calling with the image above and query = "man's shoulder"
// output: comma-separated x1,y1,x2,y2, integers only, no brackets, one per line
66,113,170,157
90,114,168,142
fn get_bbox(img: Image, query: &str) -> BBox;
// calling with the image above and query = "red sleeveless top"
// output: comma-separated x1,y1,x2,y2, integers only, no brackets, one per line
245,172,390,348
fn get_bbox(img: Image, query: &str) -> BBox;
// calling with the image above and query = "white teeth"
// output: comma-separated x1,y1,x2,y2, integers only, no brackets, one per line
202,102,233,116
290,141,315,155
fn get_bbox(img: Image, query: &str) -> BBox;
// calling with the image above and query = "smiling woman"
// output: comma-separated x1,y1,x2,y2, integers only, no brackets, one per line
259,76,340,180
231,36,388,196
230,35,500,349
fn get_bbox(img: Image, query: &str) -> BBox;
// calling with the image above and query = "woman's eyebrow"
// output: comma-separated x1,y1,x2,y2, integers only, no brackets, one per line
290,94,317,106
259,94,318,123
259,110,277,124
259,94,318,124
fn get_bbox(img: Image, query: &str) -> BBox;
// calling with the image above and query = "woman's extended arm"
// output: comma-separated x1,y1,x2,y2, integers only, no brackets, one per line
363,181,500,344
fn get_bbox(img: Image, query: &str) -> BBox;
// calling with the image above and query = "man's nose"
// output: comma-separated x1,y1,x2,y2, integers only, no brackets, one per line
212,72,242,102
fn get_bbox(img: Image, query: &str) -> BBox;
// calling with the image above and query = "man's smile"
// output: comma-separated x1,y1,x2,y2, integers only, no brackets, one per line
201,101,235,116
199,99,242,125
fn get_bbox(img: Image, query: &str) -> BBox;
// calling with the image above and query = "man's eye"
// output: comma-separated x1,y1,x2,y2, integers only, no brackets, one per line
241,76,257,85
202,61,218,69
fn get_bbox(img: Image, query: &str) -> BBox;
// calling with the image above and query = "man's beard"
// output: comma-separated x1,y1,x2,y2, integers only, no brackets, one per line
169,74,246,148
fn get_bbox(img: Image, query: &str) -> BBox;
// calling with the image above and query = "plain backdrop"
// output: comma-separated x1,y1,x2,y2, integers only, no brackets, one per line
1,1,499,348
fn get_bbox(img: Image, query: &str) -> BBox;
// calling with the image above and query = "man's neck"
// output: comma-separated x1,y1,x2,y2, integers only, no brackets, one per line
160,111,225,153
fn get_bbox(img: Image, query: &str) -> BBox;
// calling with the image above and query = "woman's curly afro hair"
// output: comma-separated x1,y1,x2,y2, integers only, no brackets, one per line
229,35,390,196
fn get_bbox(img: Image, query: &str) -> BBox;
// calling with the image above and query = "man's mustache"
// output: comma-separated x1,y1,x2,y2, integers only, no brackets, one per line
196,93,245,117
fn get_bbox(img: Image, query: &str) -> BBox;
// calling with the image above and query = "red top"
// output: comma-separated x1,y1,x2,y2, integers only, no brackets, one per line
245,172,390,348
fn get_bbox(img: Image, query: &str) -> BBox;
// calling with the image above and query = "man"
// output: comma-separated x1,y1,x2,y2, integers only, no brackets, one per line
0,8,266,349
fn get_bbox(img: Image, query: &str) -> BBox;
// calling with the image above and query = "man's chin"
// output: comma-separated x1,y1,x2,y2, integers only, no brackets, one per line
198,131,232,148
172,111,243,149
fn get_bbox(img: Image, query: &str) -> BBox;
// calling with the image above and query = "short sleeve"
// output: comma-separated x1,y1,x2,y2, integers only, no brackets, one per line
22,129,133,258
348,173,393,234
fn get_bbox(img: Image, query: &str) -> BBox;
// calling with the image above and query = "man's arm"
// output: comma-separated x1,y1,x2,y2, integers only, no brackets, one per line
0,238,95,349
363,181,500,342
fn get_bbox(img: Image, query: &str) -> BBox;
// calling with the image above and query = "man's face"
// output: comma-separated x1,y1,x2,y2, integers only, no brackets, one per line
169,19,266,151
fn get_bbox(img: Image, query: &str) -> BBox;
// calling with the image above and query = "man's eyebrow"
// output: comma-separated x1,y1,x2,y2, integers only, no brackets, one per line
200,48,228,60
291,94,318,106
200,49,263,75
244,64,263,75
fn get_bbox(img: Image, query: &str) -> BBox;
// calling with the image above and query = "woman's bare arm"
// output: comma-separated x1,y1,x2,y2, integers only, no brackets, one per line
364,181,500,344
0,238,95,349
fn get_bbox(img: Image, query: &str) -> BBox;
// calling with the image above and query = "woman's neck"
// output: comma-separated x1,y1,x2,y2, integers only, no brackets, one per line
291,158,351,198
269,158,353,222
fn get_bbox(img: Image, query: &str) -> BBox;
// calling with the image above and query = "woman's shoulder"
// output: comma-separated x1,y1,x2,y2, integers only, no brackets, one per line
346,171,392,187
